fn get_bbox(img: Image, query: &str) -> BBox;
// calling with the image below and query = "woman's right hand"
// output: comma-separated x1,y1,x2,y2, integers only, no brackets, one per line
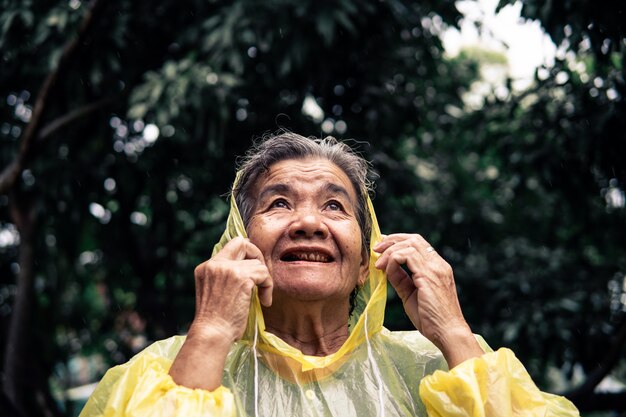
169,237,273,390
190,236,273,343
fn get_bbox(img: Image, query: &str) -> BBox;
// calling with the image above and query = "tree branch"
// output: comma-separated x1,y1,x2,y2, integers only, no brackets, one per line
37,96,117,141
570,391,626,412
0,0,108,195
561,313,626,401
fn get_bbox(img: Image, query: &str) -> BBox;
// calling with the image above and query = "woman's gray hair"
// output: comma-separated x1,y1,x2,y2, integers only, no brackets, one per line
233,131,374,253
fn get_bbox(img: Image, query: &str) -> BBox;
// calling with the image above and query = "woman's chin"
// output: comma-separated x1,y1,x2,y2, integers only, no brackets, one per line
268,263,356,303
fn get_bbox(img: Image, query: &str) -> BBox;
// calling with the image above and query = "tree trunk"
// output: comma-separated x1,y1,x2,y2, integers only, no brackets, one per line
3,193,37,415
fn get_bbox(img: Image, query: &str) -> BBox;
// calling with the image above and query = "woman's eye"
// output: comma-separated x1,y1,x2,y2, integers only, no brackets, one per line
326,201,342,211
271,199,288,209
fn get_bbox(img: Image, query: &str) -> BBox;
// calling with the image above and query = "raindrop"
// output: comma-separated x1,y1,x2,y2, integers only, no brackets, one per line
333,85,345,96
247,47,257,58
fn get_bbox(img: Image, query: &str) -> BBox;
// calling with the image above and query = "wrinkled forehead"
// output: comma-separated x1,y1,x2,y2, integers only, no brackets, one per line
252,157,359,202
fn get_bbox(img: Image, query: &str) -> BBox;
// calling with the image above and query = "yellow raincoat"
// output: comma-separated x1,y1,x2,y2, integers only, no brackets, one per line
80,191,580,417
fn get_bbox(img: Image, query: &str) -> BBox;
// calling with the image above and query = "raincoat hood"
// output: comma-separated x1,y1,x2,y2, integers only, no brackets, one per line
211,173,386,374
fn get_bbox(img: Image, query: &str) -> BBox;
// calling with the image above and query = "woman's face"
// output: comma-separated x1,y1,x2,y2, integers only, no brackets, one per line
247,158,368,305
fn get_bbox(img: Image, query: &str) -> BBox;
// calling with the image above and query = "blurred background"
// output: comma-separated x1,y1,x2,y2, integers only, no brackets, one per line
1,0,625,415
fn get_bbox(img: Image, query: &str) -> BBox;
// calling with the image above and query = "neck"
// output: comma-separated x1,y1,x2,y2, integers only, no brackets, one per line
262,298,351,356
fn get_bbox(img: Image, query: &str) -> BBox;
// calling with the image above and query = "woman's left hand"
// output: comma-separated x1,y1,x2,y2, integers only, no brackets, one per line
373,233,483,367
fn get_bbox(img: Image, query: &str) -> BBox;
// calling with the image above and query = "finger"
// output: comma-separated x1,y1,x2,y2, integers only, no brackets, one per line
256,277,273,307
248,265,273,307
385,260,416,303
375,239,428,269
390,241,439,267
374,238,412,268
373,233,430,253
372,234,402,253
389,247,425,281
215,237,266,263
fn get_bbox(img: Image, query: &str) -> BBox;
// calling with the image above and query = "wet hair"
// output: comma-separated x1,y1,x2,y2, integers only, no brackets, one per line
234,130,373,254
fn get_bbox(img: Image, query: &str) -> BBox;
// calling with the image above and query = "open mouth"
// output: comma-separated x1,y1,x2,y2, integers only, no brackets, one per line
280,251,334,263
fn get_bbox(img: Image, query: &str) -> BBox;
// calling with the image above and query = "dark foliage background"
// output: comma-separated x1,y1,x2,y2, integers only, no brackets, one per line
1,0,625,415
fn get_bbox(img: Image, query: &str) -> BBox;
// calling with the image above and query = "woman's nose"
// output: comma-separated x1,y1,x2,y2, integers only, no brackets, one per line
288,210,328,239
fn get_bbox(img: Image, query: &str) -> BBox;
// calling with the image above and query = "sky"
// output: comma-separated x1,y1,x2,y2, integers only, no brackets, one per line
442,0,557,90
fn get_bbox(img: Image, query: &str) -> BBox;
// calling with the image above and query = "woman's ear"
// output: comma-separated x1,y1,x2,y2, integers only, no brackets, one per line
358,246,369,286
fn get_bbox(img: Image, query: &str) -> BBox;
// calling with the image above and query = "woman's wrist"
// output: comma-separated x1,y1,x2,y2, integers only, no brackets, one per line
169,322,235,390
435,325,484,369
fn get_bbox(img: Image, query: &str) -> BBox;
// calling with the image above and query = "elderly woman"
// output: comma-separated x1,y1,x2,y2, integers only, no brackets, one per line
81,133,579,417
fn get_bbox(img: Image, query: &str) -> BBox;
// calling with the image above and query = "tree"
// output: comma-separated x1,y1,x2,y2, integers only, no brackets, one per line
1,0,625,415
1,1,466,415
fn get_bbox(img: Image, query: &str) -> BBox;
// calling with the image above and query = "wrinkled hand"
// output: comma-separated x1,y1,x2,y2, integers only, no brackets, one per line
374,234,482,367
170,237,273,390
190,236,273,343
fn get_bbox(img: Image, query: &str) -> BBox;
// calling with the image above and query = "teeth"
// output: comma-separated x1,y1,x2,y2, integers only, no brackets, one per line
289,251,330,262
